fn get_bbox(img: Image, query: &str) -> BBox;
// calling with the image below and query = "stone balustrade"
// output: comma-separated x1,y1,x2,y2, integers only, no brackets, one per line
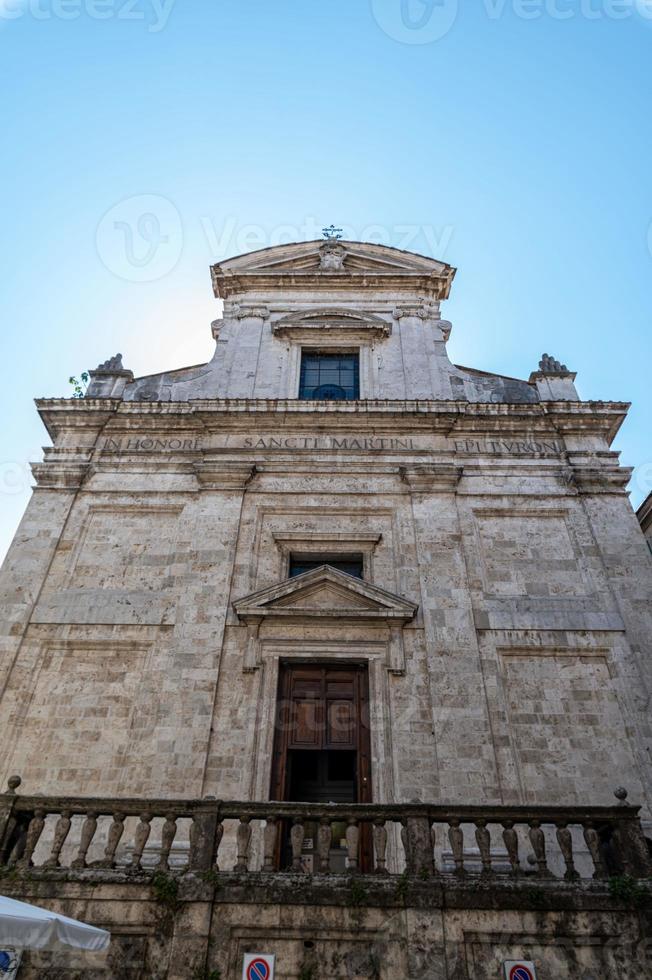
1,778,650,883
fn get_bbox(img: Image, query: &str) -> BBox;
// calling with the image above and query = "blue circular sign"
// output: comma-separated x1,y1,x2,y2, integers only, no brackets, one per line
247,959,270,980
0,951,16,975
510,968,534,980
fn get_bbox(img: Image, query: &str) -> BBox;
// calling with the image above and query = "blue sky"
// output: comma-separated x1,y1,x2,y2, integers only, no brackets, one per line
1,0,651,559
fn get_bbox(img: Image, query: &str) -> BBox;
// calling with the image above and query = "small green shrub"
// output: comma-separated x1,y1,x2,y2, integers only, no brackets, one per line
151,871,180,911
348,878,369,908
609,875,651,907
395,869,410,903
69,373,89,399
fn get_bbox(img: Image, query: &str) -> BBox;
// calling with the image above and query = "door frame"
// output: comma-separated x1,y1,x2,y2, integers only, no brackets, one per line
246,641,398,820
269,660,373,871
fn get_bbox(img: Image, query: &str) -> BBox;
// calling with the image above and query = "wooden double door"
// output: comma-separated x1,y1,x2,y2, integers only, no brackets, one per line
270,663,372,871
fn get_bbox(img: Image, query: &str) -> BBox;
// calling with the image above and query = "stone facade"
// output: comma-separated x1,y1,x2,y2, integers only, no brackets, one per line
2,239,652,978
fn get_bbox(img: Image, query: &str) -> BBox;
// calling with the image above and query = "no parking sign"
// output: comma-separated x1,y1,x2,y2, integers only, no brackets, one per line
243,953,275,980
503,963,537,980
0,950,21,980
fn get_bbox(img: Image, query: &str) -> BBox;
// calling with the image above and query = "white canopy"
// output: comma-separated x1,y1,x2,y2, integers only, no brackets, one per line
0,896,110,952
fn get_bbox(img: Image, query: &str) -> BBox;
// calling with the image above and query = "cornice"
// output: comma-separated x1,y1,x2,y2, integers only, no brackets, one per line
193,462,257,491
33,398,630,445
35,399,121,441
30,462,91,490
233,565,418,625
272,308,392,340
569,465,633,495
211,269,454,301
401,464,463,492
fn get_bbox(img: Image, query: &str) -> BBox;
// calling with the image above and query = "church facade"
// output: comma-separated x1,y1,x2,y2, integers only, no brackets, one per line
1,239,652,978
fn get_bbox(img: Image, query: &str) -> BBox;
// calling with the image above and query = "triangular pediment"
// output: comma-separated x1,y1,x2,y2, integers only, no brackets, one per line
272,308,392,338
211,240,455,300
233,565,418,624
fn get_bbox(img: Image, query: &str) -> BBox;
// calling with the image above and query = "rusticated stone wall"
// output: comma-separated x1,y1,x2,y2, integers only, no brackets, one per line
3,874,652,980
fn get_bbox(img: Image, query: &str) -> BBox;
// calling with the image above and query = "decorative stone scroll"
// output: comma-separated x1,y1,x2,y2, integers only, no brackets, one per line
233,305,270,321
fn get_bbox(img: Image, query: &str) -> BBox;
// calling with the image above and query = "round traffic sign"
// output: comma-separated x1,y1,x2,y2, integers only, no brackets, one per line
510,967,534,980
247,959,271,980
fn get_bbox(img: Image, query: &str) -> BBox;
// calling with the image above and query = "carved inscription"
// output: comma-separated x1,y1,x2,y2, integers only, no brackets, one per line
454,439,561,455
102,438,201,451
243,436,416,450
100,435,562,455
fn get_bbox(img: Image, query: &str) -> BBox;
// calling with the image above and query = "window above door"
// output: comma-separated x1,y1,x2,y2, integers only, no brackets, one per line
289,554,364,579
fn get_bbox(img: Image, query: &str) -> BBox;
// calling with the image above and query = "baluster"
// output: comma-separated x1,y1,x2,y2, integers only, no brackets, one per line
157,812,178,871
214,820,224,871
17,808,46,869
448,818,465,877
130,813,152,871
7,825,27,868
502,820,520,876
317,817,332,873
43,809,72,868
583,820,607,879
373,818,388,875
528,819,550,877
100,812,125,868
401,819,411,873
475,819,492,876
290,817,305,872
234,816,252,872
188,813,210,872
346,818,359,873
2,777,23,865
263,817,278,872
406,816,435,878
71,810,98,869
556,822,578,880
431,822,440,876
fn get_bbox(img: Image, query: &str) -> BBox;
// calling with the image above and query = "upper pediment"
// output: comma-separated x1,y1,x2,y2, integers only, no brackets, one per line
211,240,456,300
272,308,391,339
233,565,418,624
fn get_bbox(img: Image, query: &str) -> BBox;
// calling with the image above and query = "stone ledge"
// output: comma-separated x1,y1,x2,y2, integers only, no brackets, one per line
3,869,649,915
